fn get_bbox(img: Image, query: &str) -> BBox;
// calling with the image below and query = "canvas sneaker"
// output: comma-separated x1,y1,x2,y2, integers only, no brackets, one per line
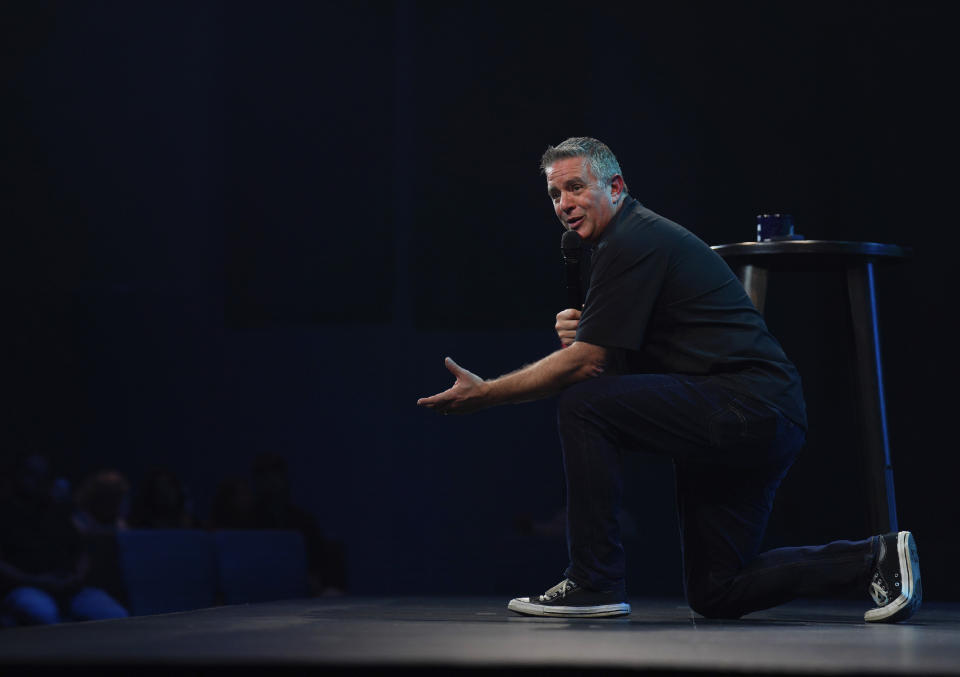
864,531,921,623
507,578,630,618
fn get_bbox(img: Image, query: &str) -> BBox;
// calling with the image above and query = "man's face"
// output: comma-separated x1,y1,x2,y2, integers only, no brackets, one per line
545,157,621,242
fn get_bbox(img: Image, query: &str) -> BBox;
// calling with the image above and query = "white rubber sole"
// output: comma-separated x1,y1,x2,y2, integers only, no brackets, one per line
507,597,631,618
864,531,922,623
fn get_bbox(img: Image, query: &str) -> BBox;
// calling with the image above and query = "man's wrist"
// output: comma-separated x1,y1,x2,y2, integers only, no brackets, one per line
479,379,496,406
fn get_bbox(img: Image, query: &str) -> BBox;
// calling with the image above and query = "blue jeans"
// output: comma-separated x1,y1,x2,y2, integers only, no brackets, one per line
557,373,876,618
1,586,128,626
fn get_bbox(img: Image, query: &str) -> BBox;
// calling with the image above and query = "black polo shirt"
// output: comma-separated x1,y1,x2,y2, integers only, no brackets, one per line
575,196,807,429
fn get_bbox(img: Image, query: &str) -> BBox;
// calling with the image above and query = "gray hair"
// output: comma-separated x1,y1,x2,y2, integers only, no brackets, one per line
540,137,628,193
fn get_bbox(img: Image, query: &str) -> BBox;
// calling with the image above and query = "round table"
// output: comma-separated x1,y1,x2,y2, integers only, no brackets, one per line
711,240,912,535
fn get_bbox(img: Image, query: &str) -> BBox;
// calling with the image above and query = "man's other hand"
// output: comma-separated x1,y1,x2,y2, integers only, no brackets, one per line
556,308,581,347
417,357,489,415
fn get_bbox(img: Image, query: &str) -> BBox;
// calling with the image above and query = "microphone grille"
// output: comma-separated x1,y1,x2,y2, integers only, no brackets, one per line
561,230,582,252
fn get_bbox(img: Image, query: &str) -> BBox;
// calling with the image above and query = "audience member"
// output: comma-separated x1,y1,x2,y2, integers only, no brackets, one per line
0,453,128,626
128,465,196,529
70,468,131,610
72,469,131,534
206,476,256,530
250,452,348,596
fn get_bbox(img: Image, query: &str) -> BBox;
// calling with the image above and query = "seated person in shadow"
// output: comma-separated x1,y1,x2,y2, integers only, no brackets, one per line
0,454,128,626
206,476,257,530
250,452,348,596
128,465,196,529
70,469,132,610
72,469,131,534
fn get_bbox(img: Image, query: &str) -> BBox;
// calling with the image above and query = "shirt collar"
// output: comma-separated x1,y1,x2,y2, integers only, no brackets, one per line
593,194,638,250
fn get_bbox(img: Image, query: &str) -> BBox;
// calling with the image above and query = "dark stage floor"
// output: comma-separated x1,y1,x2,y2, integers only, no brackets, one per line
1,596,958,676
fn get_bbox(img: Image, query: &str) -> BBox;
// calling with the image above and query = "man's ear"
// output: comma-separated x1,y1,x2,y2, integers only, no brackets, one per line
610,174,625,202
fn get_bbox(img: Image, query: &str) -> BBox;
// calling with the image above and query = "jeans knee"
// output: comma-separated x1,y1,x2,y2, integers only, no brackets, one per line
688,599,743,620
3,587,61,625
688,593,746,619
686,582,745,620
70,587,129,621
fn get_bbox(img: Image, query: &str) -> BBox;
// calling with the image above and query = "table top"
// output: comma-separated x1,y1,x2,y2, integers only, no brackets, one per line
711,239,911,269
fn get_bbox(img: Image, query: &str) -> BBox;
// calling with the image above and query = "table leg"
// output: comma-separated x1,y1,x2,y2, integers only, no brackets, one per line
736,264,768,314
846,262,899,535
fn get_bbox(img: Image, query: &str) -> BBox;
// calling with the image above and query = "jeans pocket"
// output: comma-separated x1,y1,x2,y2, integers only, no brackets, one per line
708,398,778,450
708,400,746,449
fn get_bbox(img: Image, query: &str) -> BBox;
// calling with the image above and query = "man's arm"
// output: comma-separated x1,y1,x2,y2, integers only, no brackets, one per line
416,340,607,415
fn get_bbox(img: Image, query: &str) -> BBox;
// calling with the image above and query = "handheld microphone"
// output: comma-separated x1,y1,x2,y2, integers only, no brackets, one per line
561,230,583,310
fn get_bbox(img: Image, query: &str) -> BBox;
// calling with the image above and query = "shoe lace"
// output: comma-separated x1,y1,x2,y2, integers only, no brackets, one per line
540,579,577,602
870,572,890,607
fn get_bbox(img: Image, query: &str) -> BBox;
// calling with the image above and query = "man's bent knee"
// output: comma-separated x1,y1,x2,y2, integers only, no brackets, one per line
688,598,745,620
557,377,612,423
686,584,747,620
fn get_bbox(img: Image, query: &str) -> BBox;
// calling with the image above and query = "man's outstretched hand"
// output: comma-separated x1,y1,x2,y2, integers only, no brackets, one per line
416,357,490,415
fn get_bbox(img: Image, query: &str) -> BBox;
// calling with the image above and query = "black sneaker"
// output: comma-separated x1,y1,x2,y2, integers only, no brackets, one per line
507,579,630,618
864,531,921,623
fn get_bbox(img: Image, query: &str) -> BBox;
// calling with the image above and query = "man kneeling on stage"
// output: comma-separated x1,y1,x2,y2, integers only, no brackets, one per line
416,136,921,623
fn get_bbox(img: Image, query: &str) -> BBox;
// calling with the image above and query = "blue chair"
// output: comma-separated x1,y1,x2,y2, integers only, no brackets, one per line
212,529,309,604
117,529,218,616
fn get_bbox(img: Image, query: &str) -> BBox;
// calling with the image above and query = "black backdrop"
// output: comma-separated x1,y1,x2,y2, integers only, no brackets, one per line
3,0,958,599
